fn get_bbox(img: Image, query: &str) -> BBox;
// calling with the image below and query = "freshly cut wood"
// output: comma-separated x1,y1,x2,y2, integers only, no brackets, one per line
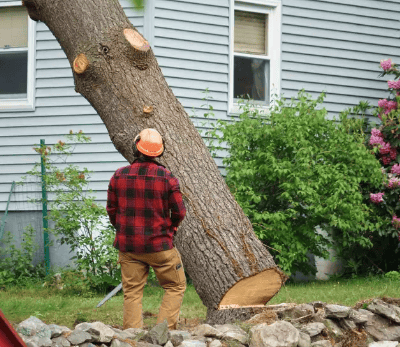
219,268,283,308
23,0,285,323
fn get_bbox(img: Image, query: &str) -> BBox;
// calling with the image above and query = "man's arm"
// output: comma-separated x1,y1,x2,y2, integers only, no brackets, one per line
106,174,118,227
168,176,186,229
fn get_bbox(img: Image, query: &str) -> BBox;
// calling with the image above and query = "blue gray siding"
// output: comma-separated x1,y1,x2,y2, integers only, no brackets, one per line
0,0,230,211
281,0,400,118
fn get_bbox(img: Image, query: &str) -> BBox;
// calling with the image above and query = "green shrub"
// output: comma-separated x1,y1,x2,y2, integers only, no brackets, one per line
385,271,400,281
205,90,383,275
0,225,46,286
23,131,120,292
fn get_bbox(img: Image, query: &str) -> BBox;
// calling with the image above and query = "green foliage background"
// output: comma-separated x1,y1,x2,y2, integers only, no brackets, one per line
203,91,383,275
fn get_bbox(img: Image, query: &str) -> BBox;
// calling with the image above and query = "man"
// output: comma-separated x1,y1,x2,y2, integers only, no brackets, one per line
106,128,186,330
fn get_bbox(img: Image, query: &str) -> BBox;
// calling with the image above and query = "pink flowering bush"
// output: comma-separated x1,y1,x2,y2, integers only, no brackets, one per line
336,58,400,275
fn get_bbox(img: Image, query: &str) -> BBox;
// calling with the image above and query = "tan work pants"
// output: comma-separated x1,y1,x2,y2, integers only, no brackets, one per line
118,247,186,330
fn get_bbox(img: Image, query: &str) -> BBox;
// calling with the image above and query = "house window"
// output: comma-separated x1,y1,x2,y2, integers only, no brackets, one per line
0,3,36,112
230,1,281,113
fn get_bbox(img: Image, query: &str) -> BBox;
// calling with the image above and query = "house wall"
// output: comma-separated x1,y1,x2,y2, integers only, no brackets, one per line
281,0,400,119
1,0,400,273
0,0,230,214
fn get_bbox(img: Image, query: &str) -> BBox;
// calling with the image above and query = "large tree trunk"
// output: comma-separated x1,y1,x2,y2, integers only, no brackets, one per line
24,0,286,323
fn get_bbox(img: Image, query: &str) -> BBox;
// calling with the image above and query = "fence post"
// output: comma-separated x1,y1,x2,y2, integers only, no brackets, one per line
40,139,50,276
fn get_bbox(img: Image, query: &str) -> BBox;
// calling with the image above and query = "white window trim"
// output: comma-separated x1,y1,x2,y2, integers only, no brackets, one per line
229,0,282,115
0,1,36,112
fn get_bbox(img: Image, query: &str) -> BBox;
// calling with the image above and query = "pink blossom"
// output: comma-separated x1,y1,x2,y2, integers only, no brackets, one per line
388,80,400,89
380,59,393,71
387,177,400,189
370,135,385,147
391,164,400,175
380,142,391,155
370,192,384,204
371,128,383,137
390,148,397,160
384,101,398,114
382,156,392,165
378,99,388,108
392,215,400,229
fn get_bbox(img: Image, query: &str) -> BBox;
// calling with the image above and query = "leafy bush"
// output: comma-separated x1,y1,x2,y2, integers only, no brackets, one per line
0,225,46,286
335,59,400,276
24,131,120,292
205,91,383,275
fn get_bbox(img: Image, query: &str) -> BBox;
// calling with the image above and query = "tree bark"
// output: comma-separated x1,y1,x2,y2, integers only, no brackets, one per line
24,0,286,322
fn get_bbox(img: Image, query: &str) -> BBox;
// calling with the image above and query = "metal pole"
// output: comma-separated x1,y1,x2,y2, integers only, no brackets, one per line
40,139,50,276
0,181,15,241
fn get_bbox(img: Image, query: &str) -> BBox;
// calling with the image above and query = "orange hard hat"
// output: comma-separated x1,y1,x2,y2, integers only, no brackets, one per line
134,128,164,157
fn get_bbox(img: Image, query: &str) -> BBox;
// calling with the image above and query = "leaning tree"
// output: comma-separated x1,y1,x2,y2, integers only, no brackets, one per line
23,0,286,323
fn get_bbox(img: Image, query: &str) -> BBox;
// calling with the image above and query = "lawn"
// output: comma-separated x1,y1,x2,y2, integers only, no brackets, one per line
0,275,399,329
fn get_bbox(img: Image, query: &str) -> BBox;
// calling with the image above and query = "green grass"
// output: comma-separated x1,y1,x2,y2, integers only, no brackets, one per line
1,276,399,329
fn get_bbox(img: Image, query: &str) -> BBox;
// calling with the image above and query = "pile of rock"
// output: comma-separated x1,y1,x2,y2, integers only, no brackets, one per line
16,298,400,347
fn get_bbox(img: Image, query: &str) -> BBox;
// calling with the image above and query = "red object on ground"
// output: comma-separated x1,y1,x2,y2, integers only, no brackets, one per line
0,309,27,347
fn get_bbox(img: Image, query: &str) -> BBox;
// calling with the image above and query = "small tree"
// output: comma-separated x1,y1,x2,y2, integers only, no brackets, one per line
207,91,383,275
24,131,120,291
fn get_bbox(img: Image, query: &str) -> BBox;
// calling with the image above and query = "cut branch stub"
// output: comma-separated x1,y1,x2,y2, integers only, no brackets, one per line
73,53,89,74
124,28,150,52
143,105,153,115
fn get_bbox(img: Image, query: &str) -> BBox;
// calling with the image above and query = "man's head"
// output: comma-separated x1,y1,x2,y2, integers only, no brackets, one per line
133,128,164,158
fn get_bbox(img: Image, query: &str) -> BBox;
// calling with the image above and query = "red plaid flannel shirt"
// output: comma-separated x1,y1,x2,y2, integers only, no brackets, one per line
106,158,186,253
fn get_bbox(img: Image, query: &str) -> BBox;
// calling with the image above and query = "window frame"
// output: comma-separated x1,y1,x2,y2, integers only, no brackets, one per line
229,0,282,115
0,1,36,112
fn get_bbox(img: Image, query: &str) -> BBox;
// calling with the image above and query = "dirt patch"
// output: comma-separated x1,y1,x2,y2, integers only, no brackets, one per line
337,329,369,347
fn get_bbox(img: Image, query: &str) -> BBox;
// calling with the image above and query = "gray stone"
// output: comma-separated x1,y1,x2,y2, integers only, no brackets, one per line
137,342,165,347
113,330,134,341
17,316,51,338
325,305,351,319
48,324,71,339
170,333,184,346
110,339,134,347
21,334,52,347
348,310,369,324
192,324,222,338
301,323,326,337
26,342,39,347
75,321,115,343
51,336,71,347
323,319,343,339
17,316,52,347
339,319,356,331
214,324,247,344
124,327,147,339
364,312,400,341
367,299,400,324
278,304,315,321
209,340,223,347
66,330,93,345
80,343,97,347
170,330,192,341
165,341,174,347
298,332,311,347
180,341,207,347
250,320,300,347
141,320,170,346
368,342,399,347
311,341,332,347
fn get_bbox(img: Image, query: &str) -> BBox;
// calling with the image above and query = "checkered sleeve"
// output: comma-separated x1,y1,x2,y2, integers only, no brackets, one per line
168,175,186,228
106,173,118,227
